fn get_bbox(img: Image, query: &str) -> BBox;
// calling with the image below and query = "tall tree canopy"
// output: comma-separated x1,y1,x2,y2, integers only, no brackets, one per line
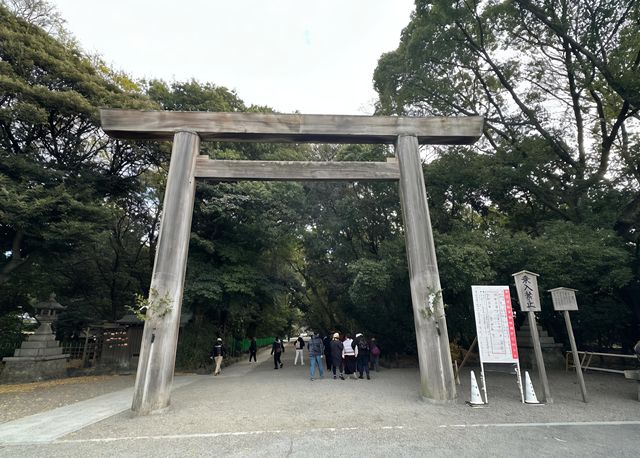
0,3,159,325
374,0,639,347
2,1,637,364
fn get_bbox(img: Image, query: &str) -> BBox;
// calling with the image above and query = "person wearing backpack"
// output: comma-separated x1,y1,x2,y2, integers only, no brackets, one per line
342,334,357,379
294,335,305,365
355,333,371,380
308,332,325,381
370,338,381,372
271,337,284,369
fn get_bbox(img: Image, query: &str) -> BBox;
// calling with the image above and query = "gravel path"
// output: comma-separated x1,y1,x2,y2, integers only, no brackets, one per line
1,342,639,457
0,345,272,424
0,374,136,424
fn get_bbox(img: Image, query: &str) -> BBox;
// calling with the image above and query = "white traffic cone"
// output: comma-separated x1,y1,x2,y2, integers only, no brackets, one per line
466,370,486,407
524,371,541,404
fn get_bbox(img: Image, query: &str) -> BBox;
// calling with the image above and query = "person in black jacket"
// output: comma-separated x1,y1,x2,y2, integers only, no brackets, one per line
323,335,332,370
249,337,257,362
329,333,345,380
271,337,284,369
354,333,371,379
211,337,226,376
308,332,325,380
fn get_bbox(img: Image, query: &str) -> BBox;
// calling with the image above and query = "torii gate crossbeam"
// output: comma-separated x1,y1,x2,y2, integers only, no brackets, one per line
100,109,484,415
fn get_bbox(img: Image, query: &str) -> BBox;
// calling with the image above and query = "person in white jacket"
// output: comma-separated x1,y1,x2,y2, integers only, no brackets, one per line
342,334,358,379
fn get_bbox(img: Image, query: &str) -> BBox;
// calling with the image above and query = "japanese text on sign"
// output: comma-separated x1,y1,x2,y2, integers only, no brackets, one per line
513,271,541,312
549,288,579,311
472,286,519,364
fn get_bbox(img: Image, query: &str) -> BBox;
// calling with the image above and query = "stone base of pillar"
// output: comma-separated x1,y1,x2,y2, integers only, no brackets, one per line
517,323,565,370
1,355,69,384
517,347,565,370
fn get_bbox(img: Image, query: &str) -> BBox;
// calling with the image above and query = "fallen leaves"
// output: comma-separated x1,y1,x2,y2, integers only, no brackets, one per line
0,376,114,394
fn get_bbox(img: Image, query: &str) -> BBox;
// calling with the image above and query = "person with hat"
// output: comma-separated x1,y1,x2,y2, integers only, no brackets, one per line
329,332,345,380
211,337,226,376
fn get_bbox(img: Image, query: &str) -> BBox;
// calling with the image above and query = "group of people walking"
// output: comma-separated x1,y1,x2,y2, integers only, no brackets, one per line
308,332,380,381
211,332,381,381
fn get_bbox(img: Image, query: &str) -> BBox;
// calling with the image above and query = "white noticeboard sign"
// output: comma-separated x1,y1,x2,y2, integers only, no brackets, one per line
472,286,520,364
471,285,524,403
549,287,579,311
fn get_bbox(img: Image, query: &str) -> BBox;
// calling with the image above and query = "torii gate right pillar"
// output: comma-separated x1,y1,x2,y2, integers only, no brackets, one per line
396,135,456,402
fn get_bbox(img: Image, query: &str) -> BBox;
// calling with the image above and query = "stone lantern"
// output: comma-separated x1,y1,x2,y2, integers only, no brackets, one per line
34,293,66,323
1,293,70,383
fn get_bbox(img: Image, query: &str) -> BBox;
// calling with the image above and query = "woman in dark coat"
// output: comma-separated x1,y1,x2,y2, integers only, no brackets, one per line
323,335,332,370
271,337,284,369
355,334,371,379
249,337,257,362
329,333,344,380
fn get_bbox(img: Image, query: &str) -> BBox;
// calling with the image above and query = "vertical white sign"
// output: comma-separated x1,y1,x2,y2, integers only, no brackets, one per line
512,270,541,312
472,286,519,364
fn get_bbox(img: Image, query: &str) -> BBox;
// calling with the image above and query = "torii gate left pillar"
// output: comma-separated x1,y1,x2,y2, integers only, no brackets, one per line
131,130,200,415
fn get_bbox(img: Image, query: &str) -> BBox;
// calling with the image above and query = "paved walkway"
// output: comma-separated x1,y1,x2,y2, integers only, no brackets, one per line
1,342,639,457
0,375,198,444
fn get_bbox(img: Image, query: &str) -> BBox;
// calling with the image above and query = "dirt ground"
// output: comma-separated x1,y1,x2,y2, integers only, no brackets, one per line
1,343,639,457
0,374,136,423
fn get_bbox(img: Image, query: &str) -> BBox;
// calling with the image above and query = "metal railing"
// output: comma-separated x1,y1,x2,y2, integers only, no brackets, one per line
565,351,637,374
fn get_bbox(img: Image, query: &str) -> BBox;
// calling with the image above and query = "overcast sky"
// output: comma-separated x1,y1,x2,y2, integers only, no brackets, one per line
49,0,414,115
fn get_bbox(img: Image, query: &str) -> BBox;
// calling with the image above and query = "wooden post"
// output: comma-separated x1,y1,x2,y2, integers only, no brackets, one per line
395,135,456,402
131,130,200,415
458,336,478,372
564,310,588,402
81,326,90,368
527,311,553,403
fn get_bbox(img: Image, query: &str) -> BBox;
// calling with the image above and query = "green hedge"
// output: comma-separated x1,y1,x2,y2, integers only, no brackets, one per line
232,337,274,353
175,324,275,369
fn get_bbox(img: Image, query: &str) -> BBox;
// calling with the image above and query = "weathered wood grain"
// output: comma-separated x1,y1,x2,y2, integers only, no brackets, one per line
131,131,200,415
564,310,588,402
396,134,457,402
100,109,484,145
527,311,553,403
194,158,401,181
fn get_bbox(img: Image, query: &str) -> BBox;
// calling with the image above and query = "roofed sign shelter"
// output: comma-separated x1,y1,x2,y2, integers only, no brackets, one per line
100,109,484,415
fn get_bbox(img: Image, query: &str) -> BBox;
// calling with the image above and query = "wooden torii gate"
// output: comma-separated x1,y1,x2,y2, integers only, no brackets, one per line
100,109,484,415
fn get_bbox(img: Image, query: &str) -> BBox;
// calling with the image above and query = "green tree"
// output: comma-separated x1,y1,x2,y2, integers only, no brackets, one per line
145,80,309,346
373,0,639,347
0,4,156,326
